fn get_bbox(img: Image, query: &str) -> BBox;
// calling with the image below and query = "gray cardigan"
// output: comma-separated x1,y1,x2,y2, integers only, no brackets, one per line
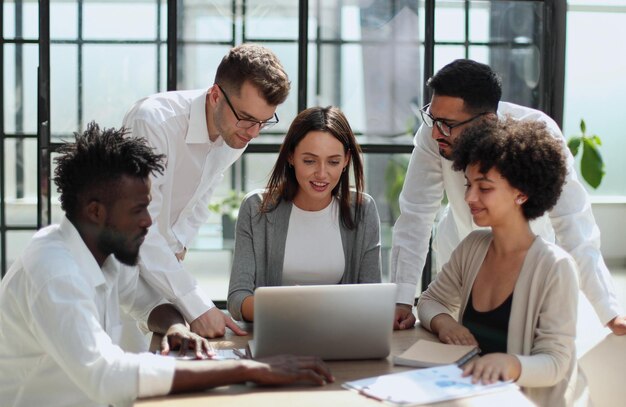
227,190,382,321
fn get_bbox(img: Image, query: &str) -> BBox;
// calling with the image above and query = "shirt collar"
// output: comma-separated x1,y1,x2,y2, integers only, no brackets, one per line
59,216,107,288
186,88,223,146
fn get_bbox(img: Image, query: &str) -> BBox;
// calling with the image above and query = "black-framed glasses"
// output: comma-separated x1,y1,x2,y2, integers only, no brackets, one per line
217,84,279,131
419,103,489,137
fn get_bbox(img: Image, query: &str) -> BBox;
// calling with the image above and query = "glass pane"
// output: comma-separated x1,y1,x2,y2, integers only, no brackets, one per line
83,45,159,128
564,5,626,196
51,44,79,137
83,1,158,40
246,0,298,40
6,230,37,273
180,0,234,42
160,0,168,40
434,0,465,42
364,153,412,283
433,44,465,75
3,138,38,227
178,44,230,90
51,0,78,39
487,1,544,108
2,0,39,39
468,1,491,43
312,0,420,42
467,45,489,63
243,152,279,192
307,1,421,139
3,43,39,135
488,1,542,43
160,44,168,93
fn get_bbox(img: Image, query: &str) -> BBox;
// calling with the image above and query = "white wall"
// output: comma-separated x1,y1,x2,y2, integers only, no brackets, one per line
593,203,626,266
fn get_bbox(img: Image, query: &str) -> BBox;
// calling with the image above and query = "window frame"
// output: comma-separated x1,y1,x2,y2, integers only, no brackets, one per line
0,0,565,278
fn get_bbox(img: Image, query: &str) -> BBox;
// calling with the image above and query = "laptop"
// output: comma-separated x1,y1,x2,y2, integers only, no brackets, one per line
248,283,397,360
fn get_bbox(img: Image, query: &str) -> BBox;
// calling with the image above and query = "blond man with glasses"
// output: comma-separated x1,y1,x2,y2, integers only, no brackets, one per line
122,44,290,341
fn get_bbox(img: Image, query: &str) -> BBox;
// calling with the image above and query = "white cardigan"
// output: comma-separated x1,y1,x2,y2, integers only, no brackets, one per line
417,230,582,407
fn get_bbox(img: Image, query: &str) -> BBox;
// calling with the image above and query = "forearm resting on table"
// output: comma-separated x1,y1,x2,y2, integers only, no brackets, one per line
241,295,254,322
171,360,250,393
148,304,187,334
429,313,456,333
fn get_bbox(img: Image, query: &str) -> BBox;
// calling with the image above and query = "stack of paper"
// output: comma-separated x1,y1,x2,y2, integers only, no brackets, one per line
343,364,517,406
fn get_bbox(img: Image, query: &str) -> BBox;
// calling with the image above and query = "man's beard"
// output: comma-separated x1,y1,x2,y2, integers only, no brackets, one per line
437,139,453,160
97,226,143,266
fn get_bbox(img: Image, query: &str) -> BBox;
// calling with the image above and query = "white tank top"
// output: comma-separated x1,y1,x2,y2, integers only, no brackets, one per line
282,198,345,285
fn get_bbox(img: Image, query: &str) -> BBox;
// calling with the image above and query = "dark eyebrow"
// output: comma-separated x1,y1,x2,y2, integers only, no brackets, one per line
301,152,343,158
465,173,495,183
475,174,494,183
238,109,275,123
430,109,469,125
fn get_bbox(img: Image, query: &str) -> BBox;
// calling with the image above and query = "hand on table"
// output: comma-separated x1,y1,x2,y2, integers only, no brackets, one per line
430,314,478,346
394,304,416,330
190,307,248,338
247,355,335,386
159,323,214,360
461,353,521,385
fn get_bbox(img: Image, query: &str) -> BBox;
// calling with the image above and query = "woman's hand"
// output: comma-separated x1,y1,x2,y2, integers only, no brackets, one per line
430,314,478,346
160,323,215,359
461,353,521,384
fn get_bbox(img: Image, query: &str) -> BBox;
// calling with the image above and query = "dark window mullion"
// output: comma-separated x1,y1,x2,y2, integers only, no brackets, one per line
38,0,51,229
77,0,84,131
156,0,162,91
0,0,5,275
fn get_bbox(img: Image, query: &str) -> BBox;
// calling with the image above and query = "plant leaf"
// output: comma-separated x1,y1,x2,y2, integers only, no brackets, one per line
567,137,581,157
580,119,586,134
581,138,605,189
591,134,602,146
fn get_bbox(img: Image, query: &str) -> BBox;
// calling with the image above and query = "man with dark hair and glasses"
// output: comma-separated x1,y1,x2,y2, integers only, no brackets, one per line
122,44,291,343
391,59,626,336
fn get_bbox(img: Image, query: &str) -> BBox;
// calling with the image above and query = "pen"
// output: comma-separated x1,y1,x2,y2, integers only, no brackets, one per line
232,348,249,359
456,347,481,367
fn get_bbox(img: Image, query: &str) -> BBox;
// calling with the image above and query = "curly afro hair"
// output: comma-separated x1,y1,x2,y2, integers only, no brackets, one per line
54,121,165,220
452,117,567,220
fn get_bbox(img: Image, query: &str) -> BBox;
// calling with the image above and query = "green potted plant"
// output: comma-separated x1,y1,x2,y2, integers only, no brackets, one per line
384,155,410,222
567,119,605,189
208,190,245,240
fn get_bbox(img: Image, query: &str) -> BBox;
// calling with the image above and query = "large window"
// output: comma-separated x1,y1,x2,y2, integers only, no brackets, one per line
563,1,626,197
2,0,565,302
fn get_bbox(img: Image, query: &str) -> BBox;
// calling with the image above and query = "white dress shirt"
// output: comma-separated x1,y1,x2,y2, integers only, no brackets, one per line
0,217,175,407
391,101,622,324
123,88,245,322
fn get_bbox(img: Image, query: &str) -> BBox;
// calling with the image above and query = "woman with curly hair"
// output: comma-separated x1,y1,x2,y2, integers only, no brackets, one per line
227,106,381,322
417,117,585,406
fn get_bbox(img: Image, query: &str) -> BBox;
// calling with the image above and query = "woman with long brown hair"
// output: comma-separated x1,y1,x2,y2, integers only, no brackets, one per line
228,106,381,322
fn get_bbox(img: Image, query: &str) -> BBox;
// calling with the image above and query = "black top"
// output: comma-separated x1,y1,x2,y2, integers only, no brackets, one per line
462,290,513,354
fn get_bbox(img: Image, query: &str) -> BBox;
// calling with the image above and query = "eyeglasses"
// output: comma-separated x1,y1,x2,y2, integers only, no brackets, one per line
419,103,489,137
217,84,279,131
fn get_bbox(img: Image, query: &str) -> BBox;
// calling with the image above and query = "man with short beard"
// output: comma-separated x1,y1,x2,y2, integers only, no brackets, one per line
0,123,332,407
